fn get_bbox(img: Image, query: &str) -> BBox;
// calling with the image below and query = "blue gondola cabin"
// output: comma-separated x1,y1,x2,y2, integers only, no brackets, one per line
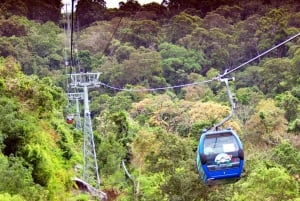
196,128,244,185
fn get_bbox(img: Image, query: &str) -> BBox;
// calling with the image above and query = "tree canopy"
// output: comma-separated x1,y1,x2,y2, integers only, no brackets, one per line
0,0,300,200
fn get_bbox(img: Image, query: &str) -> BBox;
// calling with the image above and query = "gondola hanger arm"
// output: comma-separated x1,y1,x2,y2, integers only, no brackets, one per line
212,72,236,130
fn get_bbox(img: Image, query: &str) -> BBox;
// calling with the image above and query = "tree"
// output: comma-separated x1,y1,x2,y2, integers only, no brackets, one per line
166,12,201,43
121,20,161,48
139,2,168,20
235,14,261,64
291,49,300,81
244,99,287,145
158,42,208,87
235,66,263,89
238,0,268,19
202,12,233,32
119,0,141,13
0,16,27,37
235,87,264,125
214,5,243,24
0,0,28,18
111,43,134,63
76,0,107,27
259,58,294,95
0,156,47,200
78,21,113,55
109,48,164,87
78,50,92,72
275,92,299,122
179,14,236,71
26,21,63,74
232,164,299,201
255,8,289,57
272,141,300,175
0,193,25,201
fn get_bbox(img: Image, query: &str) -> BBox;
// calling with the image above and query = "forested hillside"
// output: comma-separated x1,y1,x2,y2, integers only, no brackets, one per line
0,0,300,200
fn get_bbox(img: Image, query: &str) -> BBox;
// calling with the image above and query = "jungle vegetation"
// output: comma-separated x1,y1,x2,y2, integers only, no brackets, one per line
0,0,300,200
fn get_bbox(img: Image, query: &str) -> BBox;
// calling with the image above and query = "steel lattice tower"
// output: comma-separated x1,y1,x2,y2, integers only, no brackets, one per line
68,72,101,188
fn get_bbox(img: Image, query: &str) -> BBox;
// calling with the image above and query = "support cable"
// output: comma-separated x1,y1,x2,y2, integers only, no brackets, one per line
99,78,215,92
70,0,75,71
220,32,300,78
98,32,300,93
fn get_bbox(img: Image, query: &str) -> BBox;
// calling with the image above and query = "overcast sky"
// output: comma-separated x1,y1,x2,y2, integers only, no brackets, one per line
106,0,162,8
62,0,162,9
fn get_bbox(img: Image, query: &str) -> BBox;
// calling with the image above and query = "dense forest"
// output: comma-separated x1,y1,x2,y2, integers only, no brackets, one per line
0,0,300,200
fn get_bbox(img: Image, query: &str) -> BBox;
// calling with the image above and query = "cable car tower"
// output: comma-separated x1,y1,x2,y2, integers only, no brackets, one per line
68,72,101,188
63,2,106,199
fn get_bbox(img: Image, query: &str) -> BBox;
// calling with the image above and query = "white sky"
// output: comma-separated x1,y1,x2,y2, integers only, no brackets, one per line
62,0,162,9
106,0,162,8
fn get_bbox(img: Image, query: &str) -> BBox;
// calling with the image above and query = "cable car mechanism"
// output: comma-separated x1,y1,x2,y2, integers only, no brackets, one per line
196,75,244,186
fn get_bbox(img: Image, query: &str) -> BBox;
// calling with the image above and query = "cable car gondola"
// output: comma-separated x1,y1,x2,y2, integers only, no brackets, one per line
196,76,244,185
196,128,244,185
66,113,74,124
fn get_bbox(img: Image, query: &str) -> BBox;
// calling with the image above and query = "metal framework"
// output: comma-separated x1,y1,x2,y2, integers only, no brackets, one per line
211,77,236,131
68,72,101,188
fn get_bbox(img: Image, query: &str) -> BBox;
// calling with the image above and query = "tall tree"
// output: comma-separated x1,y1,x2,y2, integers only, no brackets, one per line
255,8,289,57
76,0,107,27
245,99,287,145
259,58,294,95
166,12,200,43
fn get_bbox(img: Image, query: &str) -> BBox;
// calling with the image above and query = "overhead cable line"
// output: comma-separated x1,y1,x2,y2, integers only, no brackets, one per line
220,32,300,78
99,32,300,92
70,0,75,71
103,2,155,62
99,78,215,92
101,16,123,58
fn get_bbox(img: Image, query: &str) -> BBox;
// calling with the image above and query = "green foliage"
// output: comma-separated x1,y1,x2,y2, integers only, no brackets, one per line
68,193,90,201
77,50,92,72
0,56,22,77
76,0,106,27
288,119,300,133
130,127,205,200
0,97,34,155
235,87,264,105
0,58,77,200
232,163,299,201
256,8,289,56
275,91,299,122
25,21,63,74
0,193,26,201
260,58,294,95
99,134,126,174
167,12,201,43
158,42,208,88
245,99,287,145
0,155,47,200
114,44,135,63
1,0,61,22
137,172,167,201
235,66,263,89
142,128,194,173
272,141,300,174
1,1,300,200
121,20,161,48
235,87,264,125
160,166,205,201
0,15,27,37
